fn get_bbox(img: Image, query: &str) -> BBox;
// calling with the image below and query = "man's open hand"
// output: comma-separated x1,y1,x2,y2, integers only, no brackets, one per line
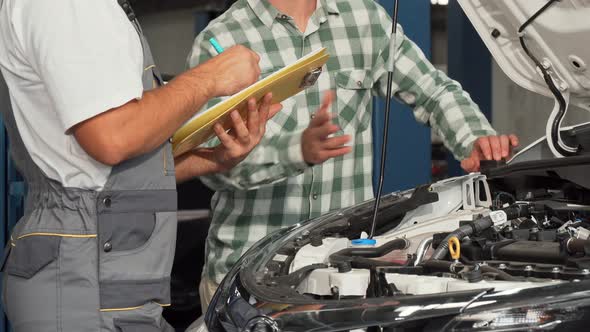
301,92,352,165
461,135,519,172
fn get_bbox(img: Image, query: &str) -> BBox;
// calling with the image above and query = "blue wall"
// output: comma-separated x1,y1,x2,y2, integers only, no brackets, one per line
0,102,7,332
373,0,432,193
0,75,23,332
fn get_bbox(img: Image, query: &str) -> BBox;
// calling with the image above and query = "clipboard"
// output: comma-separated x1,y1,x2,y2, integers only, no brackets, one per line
172,48,330,157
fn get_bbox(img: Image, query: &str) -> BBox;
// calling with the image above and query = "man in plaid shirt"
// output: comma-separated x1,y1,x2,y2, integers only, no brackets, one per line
187,0,519,309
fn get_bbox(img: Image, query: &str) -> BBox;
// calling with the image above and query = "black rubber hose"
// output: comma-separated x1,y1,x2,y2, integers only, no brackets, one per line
479,265,518,281
334,238,410,258
422,259,465,274
431,205,532,261
430,218,493,260
422,260,517,281
566,238,590,255
517,0,578,157
329,238,409,269
347,257,403,270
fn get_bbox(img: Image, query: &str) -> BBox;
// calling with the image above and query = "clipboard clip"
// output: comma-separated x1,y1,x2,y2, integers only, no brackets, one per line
299,67,323,89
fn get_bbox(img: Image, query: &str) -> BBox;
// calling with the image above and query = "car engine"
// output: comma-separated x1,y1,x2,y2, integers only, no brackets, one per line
252,171,590,300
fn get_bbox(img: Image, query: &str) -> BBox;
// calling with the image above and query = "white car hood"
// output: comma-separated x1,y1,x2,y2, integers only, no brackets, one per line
458,0,590,111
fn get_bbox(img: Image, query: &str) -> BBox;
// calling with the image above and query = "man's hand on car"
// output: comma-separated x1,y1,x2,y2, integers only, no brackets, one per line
461,134,519,172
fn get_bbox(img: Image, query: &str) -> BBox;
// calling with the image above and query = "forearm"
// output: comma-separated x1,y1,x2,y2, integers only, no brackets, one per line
375,34,495,159
411,74,496,159
73,67,216,165
74,45,260,166
126,71,215,156
174,149,226,184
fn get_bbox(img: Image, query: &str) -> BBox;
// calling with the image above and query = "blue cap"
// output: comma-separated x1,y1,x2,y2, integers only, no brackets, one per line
351,239,377,246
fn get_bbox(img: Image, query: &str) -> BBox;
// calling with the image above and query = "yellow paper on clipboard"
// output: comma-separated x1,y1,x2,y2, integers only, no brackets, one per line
172,48,330,157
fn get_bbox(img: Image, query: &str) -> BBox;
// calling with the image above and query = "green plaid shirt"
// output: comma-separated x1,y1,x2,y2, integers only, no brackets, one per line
187,0,495,283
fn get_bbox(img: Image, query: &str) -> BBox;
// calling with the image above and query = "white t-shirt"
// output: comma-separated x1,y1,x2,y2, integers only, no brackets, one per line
0,0,145,190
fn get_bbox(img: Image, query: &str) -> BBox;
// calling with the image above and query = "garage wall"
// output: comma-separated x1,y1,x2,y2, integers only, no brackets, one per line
492,61,590,147
373,0,432,193
139,9,202,76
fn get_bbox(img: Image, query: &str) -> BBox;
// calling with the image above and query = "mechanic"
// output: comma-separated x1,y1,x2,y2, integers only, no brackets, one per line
188,0,519,311
0,0,281,331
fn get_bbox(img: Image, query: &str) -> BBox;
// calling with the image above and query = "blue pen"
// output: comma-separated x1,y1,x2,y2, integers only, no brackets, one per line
209,38,225,54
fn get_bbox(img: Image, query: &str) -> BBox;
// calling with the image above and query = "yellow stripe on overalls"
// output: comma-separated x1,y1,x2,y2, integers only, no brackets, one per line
9,233,96,247
16,233,97,240
100,303,171,312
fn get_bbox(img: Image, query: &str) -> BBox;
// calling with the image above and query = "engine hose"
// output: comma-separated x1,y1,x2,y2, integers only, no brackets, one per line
335,238,410,258
329,238,410,269
480,265,518,281
431,205,532,261
566,238,590,255
422,260,517,281
347,257,403,270
430,218,493,260
422,259,465,274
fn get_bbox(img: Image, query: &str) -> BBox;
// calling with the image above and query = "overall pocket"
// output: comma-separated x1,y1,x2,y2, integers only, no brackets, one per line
334,68,374,132
4,235,60,279
104,301,174,332
114,318,160,332
2,234,61,331
98,210,177,310
99,212,156,252
114,317,175,332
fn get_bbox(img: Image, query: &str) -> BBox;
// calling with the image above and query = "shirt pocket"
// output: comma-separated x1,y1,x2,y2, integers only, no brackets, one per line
334,69,374,132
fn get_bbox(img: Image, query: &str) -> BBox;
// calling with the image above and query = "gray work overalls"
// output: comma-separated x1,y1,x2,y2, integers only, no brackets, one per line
0,1,177,331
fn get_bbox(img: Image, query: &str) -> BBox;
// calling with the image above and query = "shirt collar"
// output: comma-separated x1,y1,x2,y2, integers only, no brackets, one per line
246,0,280,28
247,0,340,29
322,0,340,16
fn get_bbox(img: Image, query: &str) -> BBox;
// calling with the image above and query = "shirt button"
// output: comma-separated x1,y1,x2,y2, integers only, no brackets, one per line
356,81,363,87
103,242,112,252
310,113,316,119
312,193,318,200
281,14,289,20
103,196,112,208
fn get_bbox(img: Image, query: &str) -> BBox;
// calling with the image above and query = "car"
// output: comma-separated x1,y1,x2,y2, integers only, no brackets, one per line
193,1,590,331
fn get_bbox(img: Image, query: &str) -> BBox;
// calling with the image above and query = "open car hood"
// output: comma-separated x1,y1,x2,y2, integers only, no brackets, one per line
458,0,590,111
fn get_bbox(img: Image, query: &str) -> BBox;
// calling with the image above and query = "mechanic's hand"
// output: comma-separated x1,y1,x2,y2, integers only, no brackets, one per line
302,92,352,165
211,93,281,172
199,45,261,97
461,134,519,172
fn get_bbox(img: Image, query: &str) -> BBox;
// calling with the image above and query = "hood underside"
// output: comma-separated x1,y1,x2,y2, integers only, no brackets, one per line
458,0,590,111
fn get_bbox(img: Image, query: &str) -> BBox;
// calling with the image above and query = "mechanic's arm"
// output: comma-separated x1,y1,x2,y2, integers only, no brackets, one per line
185,34,310,191
372,12,517,170
73,46,260,166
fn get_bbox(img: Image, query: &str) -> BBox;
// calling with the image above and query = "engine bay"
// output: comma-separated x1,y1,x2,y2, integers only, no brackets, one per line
249,167,590,301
